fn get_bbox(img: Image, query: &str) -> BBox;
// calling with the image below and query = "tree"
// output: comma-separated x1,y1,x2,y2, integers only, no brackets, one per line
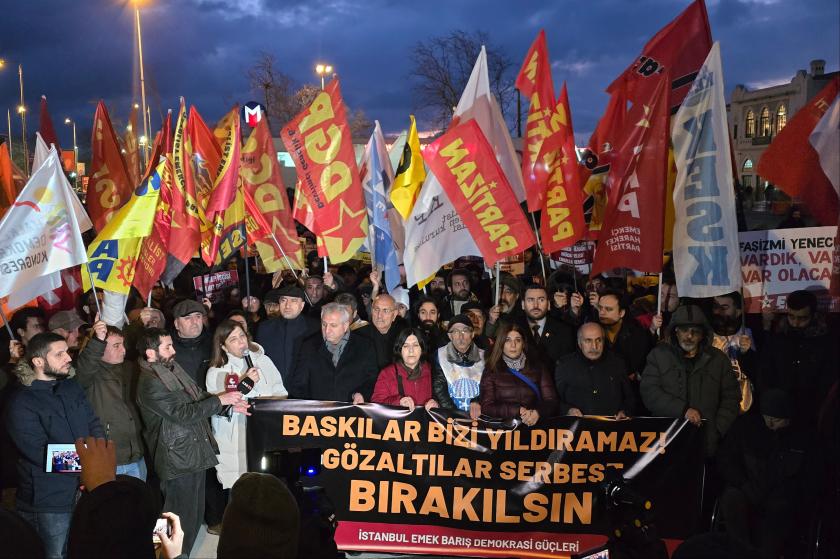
247,52,372,138
409,30,515,129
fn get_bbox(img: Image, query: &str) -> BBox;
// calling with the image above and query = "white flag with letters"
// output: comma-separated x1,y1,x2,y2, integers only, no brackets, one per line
671,43,741,298
405,46,525,287
0,149,92,302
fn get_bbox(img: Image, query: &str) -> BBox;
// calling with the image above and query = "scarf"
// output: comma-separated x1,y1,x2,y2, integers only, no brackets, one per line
446,342,481,367
400,361,423,381
503,354,526,371
325,332,350,366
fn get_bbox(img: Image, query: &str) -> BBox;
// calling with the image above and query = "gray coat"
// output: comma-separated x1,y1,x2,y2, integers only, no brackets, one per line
641,305,741,456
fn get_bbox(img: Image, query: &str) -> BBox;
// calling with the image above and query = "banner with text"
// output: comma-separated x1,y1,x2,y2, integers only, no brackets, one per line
192,269,239,304
739,226,838,313
248,401,703,558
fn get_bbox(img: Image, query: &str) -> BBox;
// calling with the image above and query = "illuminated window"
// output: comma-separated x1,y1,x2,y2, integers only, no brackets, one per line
776,105,787,132
743,159,753,171
745,110,756,137
760,107,771,137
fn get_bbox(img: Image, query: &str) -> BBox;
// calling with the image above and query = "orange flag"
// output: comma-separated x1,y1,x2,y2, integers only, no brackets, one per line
281,80,367,263
88,101,133,232
0,143,25,216
203,107,242,265
241,117,302,270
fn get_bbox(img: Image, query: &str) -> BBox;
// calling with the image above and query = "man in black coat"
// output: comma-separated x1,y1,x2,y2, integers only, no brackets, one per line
256,285,319,388
522,284,575,370
555,323,635,417
292,303,379,402
169,299,213,391
355,294,408,371
597,290,654,381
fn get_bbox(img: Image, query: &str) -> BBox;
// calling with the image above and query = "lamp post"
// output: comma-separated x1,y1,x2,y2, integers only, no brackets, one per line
5,108,11,159
17,64,28,175
64,118,78,190
315,63,333,90
134,1,150,169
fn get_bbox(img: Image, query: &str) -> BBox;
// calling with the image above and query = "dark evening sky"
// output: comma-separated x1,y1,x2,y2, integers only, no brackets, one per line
1,0,837,151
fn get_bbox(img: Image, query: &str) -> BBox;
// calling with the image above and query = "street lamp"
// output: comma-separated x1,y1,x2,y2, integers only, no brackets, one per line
315,63,333,90
65,117,78,190
133,1,150,168
17,64,28,175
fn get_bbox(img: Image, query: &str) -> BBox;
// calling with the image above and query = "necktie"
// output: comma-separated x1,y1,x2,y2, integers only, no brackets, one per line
532,324,540,342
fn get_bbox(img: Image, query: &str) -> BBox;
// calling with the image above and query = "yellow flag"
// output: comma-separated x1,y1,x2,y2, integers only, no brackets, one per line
390,115,426,219
83,159,164,294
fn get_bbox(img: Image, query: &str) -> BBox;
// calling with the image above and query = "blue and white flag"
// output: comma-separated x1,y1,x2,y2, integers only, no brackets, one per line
362,121,401,291
671,42,741,298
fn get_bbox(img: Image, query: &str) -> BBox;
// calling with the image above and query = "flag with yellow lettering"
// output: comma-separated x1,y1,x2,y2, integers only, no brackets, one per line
88,101,133,232
201,107,241,265
281,79,368,263
423,119,535,267
241,117,303,270
390,115,426,219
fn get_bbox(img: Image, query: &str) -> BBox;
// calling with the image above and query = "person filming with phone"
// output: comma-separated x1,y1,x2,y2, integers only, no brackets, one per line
5,332,104,559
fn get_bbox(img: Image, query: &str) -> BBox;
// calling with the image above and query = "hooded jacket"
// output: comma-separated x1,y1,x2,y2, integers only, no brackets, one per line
640,305,741,456
6,363,104,512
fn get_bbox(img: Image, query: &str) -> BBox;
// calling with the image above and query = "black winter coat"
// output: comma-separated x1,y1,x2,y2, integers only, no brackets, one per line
6,366,104,512
292,332,379,401
171,328,212,391
256,314,319,387
555,351,635,415
529,316,576,370
605,317,654,377
355,317,408,372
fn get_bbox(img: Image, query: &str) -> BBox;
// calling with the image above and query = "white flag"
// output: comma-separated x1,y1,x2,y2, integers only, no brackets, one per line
0,150,92,301
32,133,51,174
671,43,741,298
404,46,524,287
809,96,840,197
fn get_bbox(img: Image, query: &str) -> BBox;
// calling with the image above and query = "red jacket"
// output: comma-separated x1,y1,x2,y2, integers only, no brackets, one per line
371,362,434,407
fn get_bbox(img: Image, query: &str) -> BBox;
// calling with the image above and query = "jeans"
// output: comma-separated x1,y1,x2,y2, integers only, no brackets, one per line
17,509,72,559
116,458,147,482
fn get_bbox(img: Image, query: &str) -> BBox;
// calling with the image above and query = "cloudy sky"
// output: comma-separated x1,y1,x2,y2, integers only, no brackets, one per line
0,0,837,151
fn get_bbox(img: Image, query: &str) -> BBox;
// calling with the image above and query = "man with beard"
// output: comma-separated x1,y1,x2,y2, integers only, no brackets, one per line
759,290,837,432
432,314,485,418
710,292,757,383
597,290,654,382
257,285,319,390
442,268,478,320
356,294,408,370
486,272,525,338
555,323,635,417
522,285,575,369
414,297,448,350
6,333,103,558
137,328,247,557
641,305,741,456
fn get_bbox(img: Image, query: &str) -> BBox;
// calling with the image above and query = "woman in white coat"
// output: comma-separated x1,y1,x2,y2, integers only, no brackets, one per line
206,319,287,489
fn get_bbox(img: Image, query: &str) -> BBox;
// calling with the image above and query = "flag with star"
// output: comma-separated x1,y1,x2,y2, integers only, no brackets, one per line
362,121,400,291
282,79,368,263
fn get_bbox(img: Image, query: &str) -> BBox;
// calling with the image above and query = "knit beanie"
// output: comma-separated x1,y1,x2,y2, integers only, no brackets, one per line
218,473,301,559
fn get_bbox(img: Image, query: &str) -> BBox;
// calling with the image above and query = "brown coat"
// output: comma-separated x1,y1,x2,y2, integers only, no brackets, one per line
479,362,558,420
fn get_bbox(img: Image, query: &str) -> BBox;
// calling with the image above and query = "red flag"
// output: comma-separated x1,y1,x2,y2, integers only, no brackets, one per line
281,79,368,263
134,160,173,299
516,30,563,212
241,117,303,269
37,267,82,316
88,101,133,232
607,0,712,111
124,104,142,188
423,119,536,267
203,107,242,265
592,79,669,275
540,83,586,252
757,76,840,225
0,143,24,216
39,96,61,152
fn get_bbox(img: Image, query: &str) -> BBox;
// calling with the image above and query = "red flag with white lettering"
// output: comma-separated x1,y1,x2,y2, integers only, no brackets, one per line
88,101,133,232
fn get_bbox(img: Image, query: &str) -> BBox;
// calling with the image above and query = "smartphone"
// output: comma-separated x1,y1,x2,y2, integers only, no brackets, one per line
152,517,172,544
45,444,81,473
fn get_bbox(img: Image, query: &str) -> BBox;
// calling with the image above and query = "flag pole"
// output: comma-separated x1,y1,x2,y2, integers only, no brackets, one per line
266,233,313,306
529,212,547,283
323,255,328,276
656,271,664,338
0,306,14,339
494,261,501,303
85,267,103,317
243,250,251,302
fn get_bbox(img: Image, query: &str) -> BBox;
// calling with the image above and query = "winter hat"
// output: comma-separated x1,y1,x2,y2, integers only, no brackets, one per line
447,314,474,332
218,473,301,559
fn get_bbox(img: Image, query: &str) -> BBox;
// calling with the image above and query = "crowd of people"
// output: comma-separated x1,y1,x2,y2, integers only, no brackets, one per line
0,251,837,558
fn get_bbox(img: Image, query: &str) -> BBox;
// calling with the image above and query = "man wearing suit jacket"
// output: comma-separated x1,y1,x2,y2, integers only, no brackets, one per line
291,303,379,402
522,284,576,371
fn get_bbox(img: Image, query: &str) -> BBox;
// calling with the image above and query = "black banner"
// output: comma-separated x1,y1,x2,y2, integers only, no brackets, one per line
247,400,704,557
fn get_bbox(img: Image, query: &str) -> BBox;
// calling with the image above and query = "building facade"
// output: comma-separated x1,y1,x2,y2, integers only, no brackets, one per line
728,59,838,213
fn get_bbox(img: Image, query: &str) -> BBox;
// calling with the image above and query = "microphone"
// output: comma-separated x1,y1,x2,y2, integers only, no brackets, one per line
238,349,256,395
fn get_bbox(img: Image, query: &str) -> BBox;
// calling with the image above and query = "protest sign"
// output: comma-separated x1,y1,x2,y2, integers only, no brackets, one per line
192,269,239,303
248,401,703,558
740,226,838,312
